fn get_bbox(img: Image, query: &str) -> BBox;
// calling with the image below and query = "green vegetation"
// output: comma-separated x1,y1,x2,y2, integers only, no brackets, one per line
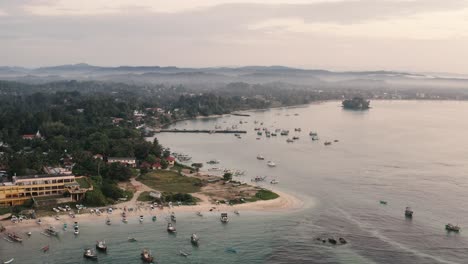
342,97,370,110
75,177,91,188
0,207,11,215
223,172,233,181
137,171,202,193
255,189,279,200
247,189,279,202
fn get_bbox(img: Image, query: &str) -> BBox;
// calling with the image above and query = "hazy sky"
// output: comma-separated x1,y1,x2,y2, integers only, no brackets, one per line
1,0,468,73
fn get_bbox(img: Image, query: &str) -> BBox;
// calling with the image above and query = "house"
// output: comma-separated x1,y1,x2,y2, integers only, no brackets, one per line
165,156,176,167
111,117,124,125
22,130,43,140
107,157,137,167
93,154,104,160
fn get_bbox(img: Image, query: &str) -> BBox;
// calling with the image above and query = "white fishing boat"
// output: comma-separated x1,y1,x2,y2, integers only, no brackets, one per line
139,215,144,223
3,258,14,264
267,161,276,167
256,155,265,160
220,213,229,223
191,233,200,245
167,223,176,233
270,179,279,184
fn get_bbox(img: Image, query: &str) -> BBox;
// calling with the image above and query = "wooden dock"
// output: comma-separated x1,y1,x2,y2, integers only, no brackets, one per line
158,129,247,134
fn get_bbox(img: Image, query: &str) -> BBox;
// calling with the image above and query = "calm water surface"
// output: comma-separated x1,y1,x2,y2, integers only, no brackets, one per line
2,100,468,264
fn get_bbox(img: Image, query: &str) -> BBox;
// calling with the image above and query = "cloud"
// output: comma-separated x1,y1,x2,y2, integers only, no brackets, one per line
248,8,468,40
21,0,323,16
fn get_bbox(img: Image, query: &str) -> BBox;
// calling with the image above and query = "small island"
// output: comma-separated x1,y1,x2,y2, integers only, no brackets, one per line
342,97,370,110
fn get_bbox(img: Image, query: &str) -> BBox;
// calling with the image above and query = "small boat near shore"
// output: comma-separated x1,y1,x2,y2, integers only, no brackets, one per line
128,237,137,242
220,213,229,223
41,245,49,252
446,223,461,232
405,207,413,218
152,216,157,222
7,233,22,243
141,249,154,263
167,223,176,233
44,226,59,236
83,249,98,260
256,155,265,160
191,233,199,246
96,240,107,252
324,141,332,146
267,161,276,167
106,217,111,225
3,258,14,264
270,179,279,184
139,215,144,223
122,217,128,223
171,212,176,222
196,211,203,217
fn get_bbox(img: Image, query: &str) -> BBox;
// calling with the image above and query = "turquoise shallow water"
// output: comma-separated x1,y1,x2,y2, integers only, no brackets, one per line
3,100,468,263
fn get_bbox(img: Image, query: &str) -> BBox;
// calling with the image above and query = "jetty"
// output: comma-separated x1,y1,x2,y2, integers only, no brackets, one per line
157,129,247,134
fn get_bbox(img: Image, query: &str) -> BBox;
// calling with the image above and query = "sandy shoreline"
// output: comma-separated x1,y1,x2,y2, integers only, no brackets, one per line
1,189,305,234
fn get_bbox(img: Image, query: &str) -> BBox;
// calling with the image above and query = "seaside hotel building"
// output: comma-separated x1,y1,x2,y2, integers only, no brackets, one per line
0,174,85,207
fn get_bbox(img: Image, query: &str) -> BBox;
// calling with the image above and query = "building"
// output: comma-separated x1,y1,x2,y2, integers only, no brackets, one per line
22,130,43,140
166,156,176,167
0,174,88,207
107,157,137,167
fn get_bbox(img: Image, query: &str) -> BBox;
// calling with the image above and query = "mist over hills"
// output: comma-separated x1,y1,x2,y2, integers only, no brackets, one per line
1,63,468,92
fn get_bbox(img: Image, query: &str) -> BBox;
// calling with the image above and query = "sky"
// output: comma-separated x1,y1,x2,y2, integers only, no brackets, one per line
1,0,468,73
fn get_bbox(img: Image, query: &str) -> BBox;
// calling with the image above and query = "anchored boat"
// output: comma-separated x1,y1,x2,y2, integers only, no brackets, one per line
405,207,413,218
141,249,154,263
191,233,199,246
446,223,461,232
220,213,229,223
83,249,98,260
167,223,177,233
96,240,107,252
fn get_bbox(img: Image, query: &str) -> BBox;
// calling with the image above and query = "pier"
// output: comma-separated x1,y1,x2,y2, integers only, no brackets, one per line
157,129,247,134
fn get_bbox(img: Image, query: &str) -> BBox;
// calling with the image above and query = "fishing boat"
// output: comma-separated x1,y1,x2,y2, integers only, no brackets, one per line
139,215,144,223
83,249,98,260
256,155,265,160
379,200,387,205
128,237,137,242
206,159,220,164
3,258,14,264
292,136,299,140
180,250,190,257
7,233,22,243
196,211,203,217
405,207,414,218
141,249,154,263
74,225,79,235
309,131,318,136
44,226,59,236
122,217,128,223
171,212,176,222
220,213,229,223
267,161,276,167
234,210,240,215
280,130,289,136
191,233,199,245
294,128,301,132
63,223,67,231
41,245,49,252
167,223,177,233
96,240,107,252
152,216,157,222
339,237,347,244
286,138,294,143
251,176,266,182
270,179,279,184
73,222,79,228
36,219,42,225
106,217,111,225
446,223,461,232
324,141,332,146
271,133,277,136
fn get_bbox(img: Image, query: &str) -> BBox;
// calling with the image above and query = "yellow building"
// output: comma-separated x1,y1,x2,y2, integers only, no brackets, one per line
0,174,82,207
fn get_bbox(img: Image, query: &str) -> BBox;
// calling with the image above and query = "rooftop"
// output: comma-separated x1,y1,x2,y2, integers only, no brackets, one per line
14,174,75,180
